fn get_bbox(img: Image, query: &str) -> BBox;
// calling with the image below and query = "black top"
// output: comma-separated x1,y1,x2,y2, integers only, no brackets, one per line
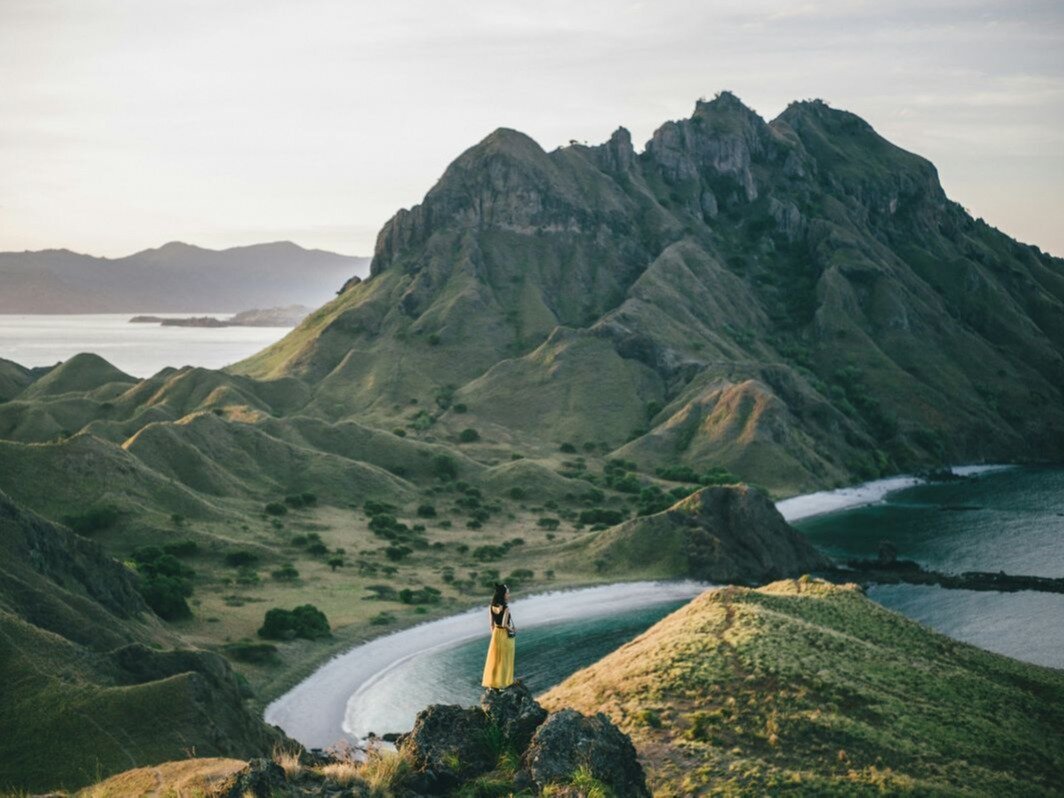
490,603,513,629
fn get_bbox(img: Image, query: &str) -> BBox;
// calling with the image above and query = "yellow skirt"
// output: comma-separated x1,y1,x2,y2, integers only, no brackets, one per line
481,627,515,688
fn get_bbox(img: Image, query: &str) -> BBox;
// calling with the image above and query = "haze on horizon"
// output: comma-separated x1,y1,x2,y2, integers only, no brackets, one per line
2,0,1062,259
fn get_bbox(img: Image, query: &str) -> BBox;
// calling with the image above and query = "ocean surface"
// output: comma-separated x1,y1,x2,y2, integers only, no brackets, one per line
345,600,689,739
795,465,1064,669
0,313,290,377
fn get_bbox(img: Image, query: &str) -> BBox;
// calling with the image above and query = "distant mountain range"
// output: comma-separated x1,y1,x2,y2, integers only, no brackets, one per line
0,241,369,313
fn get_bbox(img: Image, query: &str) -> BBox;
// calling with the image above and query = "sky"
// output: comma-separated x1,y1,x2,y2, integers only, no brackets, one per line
1,0,1062,258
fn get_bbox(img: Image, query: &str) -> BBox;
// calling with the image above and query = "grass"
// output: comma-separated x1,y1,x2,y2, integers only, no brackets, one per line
541,578,1064,796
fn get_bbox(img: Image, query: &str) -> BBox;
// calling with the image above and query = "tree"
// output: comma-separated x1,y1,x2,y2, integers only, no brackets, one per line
327,555,344,571
258,604,331,640
459,428,480,443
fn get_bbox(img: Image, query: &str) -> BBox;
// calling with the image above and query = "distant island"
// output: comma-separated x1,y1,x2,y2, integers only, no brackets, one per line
130,304,312,328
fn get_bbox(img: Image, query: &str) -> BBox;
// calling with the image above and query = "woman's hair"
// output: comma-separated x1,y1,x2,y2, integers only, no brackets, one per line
491,582,508,607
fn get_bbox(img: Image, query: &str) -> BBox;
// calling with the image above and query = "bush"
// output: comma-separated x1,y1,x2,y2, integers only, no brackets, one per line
417,503,437,518
399,586,442,605
271,564,300,581
224,550,259,567
452,403,468,413
458,428,480,443
393,427,407,437
258,604,331,640
559,442,577,453
370,612,396,625
327,555,345,571
139,575,193,621
537,517,560,530
427,333,441,346
306,542,329,556
62,504,121,536
433,453,458,481
365,500,398,517
473,544,507,560
264,502,288,516
385,545,413,561
579,508,626,525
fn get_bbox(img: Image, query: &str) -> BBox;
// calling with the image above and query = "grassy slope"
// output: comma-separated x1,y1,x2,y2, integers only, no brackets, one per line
0,493,279,793
541,579,1064,796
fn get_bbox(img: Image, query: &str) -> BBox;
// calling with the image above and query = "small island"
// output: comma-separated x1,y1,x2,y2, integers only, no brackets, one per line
129,304,310,328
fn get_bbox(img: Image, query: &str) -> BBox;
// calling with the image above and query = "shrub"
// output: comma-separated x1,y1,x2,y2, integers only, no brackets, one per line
258,604,331,640
365,500,397,517
579,508,626,525
559,442,577,453
399,586,442,605
473,544,506,560
224,550,259,567
224,642,279,664
417,503,437,518
427,333,441,346
452,403,468,413
385,545,413,561
370,612,396,625
537,517,560,530
508,486,526,500
433,453,458,481
271,564,300,581
393,427,407,437
327,555,345,571
458,428,480,443
306,542,329,556
236,565,260,585
139,575,193,621
62,504,121,535
265,502,288,516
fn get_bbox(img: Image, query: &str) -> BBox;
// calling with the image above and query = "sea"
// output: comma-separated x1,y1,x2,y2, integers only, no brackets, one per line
0,313,291,377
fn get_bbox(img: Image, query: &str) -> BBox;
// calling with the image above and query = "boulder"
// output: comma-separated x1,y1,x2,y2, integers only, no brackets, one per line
480,682,548,751
224,757,286,798
398,704,494,791
524,709,650,798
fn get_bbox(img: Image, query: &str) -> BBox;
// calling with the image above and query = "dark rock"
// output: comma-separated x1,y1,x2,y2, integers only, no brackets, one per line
480,681,548,751
525,709,650,798
225,757,286,798
398,704,494,790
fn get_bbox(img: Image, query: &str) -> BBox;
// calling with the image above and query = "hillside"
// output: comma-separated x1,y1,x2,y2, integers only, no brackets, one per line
0,241,369,313
234,93,1064,495
0,490,281,793
541,579,1064,796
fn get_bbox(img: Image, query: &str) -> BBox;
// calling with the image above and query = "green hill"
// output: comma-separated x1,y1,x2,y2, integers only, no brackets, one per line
0,491,281,793
541,579,1064,796
233,92,1064,495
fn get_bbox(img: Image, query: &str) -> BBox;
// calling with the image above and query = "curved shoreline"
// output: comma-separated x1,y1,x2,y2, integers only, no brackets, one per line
776,463,1016,522
264,580,710,749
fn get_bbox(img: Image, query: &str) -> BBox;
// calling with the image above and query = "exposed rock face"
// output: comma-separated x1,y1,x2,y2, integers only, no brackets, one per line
524,709,650,798
235,91,1064,494
481,681,549,751
397,684,646,795
398,704,495,788
579,484,830,583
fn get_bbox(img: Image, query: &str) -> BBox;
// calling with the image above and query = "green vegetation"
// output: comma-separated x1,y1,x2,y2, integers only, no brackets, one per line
130,546,195,620
257,604,331,640
61,503,120,535
543,579,1064,796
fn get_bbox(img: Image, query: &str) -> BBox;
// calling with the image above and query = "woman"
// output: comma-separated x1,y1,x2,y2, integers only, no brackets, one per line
481,582,516,689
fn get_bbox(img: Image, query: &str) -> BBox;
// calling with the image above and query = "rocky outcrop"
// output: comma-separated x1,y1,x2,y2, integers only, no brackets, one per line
525,709,650,798
575,484,830,583
396,683,649,796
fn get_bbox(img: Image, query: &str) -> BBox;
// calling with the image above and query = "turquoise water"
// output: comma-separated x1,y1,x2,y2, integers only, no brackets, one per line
346,600,687,738
795,466,1064,669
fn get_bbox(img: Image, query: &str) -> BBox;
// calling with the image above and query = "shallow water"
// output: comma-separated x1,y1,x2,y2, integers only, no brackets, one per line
0,313,291,377
265,580,708,749
796,465,1064,669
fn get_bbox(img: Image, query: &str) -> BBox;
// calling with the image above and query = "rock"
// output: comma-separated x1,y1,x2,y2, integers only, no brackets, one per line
480,682,548,751
398,704,494,790
225,757,286,798
524,709,650,798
